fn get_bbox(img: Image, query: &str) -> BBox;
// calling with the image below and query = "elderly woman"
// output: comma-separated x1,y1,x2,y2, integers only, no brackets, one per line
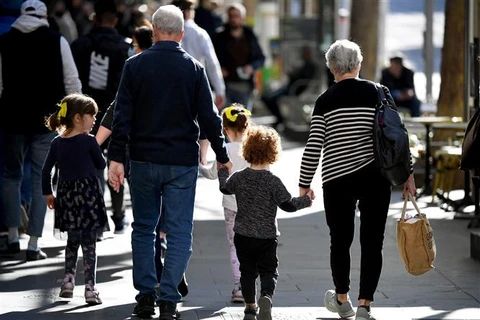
298,40,416,320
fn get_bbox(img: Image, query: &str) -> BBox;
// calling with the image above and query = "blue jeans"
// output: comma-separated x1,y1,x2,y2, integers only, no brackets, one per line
21,150,32,208
129,161,198,304
3,132,56,237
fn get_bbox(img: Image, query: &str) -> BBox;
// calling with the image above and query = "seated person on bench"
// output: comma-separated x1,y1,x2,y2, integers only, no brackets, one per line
261,45,317,129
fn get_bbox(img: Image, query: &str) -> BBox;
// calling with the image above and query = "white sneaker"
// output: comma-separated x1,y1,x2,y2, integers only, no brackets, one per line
231,285,244,303
324,289,355,318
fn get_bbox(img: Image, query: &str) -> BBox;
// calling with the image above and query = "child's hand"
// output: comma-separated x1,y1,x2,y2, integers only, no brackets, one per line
46,195,55,210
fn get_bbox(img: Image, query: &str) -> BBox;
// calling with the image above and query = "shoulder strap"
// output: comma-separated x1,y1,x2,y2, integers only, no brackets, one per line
374,82,387,102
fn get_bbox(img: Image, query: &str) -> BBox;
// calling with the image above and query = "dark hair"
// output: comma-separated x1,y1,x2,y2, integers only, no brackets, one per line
241,125,281,165
94,0,117,23
133,25,153,51
45,93,98,133
221,103,250,135
171,0,196,11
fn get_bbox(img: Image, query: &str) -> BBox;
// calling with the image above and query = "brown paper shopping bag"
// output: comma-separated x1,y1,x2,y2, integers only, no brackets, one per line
396,193,436,275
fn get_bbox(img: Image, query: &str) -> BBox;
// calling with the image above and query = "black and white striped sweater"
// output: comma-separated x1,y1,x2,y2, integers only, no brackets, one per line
299,78,405,188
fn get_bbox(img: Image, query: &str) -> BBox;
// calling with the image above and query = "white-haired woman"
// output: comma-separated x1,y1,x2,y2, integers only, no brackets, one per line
298,39,416,320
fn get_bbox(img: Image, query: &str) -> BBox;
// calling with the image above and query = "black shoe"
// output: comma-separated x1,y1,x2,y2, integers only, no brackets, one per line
158,301,181,320
113,217,128,234
178,274,188,298
243,305,258,320
26,248,47,261
0,241,20,255
133,294,155,318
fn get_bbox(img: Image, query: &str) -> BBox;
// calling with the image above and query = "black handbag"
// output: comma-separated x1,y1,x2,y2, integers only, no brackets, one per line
373,83,411,186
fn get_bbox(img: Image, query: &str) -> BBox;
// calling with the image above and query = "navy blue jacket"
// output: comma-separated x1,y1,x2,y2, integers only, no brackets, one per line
108,41,229,167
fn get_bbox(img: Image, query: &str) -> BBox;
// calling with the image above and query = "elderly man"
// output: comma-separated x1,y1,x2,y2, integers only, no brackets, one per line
107,5,231,320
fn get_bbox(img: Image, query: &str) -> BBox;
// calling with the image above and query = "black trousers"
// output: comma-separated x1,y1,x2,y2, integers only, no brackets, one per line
234,233,279,304
323,161,391,301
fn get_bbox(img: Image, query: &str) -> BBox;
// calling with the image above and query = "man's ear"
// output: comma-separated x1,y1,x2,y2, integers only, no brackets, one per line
177,30,185,43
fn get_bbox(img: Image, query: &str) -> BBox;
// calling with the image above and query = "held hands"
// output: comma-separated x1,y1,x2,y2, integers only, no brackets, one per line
46,195,55,210
403,173,416,199
300,187,316,207
108,160,125,193
217,161,233,173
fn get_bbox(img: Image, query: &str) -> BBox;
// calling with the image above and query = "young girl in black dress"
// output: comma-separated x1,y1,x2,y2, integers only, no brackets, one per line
42,93,108,305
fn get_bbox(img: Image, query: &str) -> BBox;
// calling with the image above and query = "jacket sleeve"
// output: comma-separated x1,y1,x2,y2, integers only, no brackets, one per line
248,29,265,71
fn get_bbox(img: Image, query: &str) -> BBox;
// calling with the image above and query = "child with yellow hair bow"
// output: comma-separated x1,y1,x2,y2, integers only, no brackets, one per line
199,103,251,303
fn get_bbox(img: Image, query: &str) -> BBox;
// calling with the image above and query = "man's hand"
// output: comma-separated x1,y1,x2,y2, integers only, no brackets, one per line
108,161,125,193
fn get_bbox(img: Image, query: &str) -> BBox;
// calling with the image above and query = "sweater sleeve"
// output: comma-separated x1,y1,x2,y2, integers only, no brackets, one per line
218,166,235,195
89,136,107,170
299,101,325,188
42,141,56,195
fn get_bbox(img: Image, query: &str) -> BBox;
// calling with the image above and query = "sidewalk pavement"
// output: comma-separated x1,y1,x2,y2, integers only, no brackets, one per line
1,143,479,320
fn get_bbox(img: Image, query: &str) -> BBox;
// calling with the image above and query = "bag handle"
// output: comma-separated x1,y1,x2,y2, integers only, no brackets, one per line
400,193,422,221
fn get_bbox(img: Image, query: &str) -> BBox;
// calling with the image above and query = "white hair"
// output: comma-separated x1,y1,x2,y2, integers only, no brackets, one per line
228,3,246,18
325,39,363,75
152,4,184,34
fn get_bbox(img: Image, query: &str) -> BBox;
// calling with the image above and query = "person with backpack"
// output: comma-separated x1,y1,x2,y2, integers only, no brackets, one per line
298,40,416,320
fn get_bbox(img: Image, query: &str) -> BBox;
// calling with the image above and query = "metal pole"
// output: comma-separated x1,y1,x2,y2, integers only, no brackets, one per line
464,0,471,122
424,0,434,103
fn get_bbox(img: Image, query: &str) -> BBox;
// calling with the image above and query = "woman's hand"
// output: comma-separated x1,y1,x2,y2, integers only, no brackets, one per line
403,173,416,199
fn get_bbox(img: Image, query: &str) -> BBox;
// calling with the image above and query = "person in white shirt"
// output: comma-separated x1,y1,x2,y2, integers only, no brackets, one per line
172,0,225,110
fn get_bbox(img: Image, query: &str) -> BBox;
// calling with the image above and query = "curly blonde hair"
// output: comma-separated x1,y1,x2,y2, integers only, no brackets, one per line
241,125,281,165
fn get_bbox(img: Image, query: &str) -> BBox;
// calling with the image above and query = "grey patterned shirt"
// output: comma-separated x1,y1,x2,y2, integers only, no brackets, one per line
219,167,311,239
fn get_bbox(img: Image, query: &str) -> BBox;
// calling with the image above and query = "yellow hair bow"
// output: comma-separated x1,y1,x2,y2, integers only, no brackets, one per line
224,105,252,122
57,102,67,120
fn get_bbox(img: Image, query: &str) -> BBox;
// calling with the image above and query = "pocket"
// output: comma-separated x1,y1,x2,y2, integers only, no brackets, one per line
170,166,198,188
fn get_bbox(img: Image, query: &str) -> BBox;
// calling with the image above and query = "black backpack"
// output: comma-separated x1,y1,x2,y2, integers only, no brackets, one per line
372,83,411,186
460,107,480,170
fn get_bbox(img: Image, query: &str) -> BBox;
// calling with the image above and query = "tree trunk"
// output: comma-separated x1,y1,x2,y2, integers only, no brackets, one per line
349,0,379,81
436,0,465,118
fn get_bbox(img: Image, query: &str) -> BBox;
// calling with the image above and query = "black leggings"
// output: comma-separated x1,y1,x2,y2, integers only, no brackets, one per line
323,162,391,301
234,233,278,304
